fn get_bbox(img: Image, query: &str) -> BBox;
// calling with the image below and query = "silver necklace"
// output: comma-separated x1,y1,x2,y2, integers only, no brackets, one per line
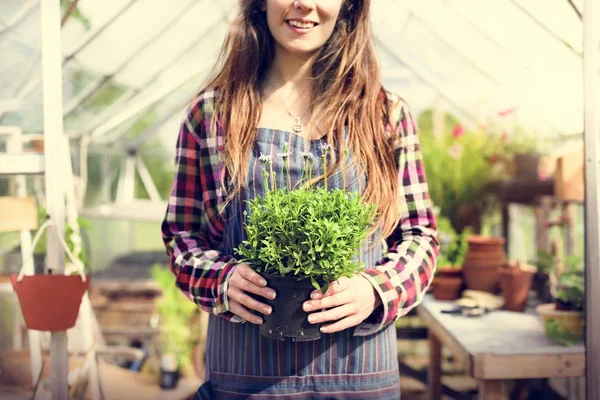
272,83,310,133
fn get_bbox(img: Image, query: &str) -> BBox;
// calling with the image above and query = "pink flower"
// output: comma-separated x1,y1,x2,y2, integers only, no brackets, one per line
498,107,517,117
452,124,464,139
489,154,499,165
501,130,509,142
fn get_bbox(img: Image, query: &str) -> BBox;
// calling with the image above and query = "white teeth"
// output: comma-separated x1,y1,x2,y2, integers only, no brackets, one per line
289,20,315,29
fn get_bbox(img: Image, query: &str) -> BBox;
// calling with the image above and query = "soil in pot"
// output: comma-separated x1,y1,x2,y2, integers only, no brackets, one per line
253,273,321,342
498,266,534,312
432,276,462,300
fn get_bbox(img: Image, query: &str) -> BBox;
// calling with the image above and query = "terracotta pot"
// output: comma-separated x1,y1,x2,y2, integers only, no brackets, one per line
11,274,90,331
432,276,463,300
498,267,534,312
435,266,462,279
467,235,506,253
536,303,584,340
462,265,500,293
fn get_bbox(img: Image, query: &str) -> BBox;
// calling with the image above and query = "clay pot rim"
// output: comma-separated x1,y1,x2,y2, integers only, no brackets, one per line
468,235,506,245
536,303,583,317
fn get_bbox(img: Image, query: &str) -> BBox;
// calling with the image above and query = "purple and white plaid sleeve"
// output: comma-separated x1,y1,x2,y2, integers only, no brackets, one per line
160,91,239,320
356,97,439,336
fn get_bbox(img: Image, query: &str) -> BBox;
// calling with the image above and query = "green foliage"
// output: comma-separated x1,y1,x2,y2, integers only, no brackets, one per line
235,146,375,292
418,114,505,233
60,0,91,30
544,319,578,346
436,215,471,268
150,264,199,372
556,270,585,311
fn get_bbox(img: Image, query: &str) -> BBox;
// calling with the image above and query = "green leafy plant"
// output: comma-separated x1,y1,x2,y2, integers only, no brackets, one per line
151,264,200,373
544,319,578,346
555,270,585,311
235,144,376,293
436,215,470,268
418,116,506,234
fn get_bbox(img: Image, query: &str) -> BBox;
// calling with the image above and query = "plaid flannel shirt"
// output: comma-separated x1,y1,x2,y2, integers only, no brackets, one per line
161,90,438,334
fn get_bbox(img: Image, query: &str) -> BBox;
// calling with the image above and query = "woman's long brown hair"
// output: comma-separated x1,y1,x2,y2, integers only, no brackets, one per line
203,0,401,238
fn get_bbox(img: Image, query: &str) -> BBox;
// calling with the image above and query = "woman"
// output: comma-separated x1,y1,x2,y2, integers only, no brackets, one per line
161,0,438,398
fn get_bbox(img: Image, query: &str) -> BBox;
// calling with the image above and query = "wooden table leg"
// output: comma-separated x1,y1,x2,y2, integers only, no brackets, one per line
428,330,442,400
478,379,505,400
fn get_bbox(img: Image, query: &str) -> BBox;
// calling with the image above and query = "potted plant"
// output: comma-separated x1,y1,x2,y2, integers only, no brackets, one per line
432,217,469,300
497,261,536,312
235,144,375,342
536,259,585,346
11,219,90,331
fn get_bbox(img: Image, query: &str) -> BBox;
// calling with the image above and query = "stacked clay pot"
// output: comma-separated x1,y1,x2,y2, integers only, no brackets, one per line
462,235,506,293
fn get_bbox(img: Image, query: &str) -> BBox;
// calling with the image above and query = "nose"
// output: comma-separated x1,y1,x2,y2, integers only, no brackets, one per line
293,0,315,11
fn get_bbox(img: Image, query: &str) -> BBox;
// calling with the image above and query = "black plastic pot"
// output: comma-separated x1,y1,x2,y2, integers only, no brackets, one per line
255,273,322,342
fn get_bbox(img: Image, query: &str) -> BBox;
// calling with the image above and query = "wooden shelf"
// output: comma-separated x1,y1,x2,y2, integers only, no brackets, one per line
0,154,45,175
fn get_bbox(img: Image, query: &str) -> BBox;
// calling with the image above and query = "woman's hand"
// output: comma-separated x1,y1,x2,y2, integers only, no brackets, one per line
227,264,276,324
303,275,382,333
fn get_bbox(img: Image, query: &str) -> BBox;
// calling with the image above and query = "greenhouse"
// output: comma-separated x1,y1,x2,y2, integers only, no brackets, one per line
0,0,598,399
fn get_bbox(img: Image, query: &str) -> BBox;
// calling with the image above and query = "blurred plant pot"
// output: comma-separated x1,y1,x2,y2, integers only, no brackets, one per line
514,152,541,181
253,273,322,342
462,265,500,293
432,276,463,301
536,303,584,341
498,266,534,312
11,274,90,331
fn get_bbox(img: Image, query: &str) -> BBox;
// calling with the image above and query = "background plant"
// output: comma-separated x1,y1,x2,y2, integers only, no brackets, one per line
418,112,505,234
235,145,375,292
436,215,471,268
150,263,200,373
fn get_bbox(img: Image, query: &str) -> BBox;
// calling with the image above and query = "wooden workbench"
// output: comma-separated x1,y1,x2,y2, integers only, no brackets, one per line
417,295,585,399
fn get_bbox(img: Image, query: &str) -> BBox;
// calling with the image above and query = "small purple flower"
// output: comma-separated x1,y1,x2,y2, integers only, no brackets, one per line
278,149,292,160
300,151,315,161
258,153,272,163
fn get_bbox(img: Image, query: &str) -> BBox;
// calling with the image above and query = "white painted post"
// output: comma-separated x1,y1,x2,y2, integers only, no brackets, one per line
583,0,600,398
40,0,68,398
4,127,43,390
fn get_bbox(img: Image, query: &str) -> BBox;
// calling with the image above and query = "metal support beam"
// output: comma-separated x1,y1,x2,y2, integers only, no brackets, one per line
374,35,480,125
509,0,581,57
76,11,225,141
0,0,38,38
63,0,198,117
583,0,600,398
136,156,162,202
441,0,535,74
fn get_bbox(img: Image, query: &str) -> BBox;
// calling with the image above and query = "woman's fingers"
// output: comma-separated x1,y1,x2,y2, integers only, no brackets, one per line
320,315,362,333
229,264,276,300
307,303,358,324
303,287,351,311
229,300,263,325
228,287,272,315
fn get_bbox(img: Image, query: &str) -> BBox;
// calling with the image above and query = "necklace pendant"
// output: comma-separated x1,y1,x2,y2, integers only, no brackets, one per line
293,123,303,133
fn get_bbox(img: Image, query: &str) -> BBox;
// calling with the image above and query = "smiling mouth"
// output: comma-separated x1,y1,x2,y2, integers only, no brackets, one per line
286,19,318,29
